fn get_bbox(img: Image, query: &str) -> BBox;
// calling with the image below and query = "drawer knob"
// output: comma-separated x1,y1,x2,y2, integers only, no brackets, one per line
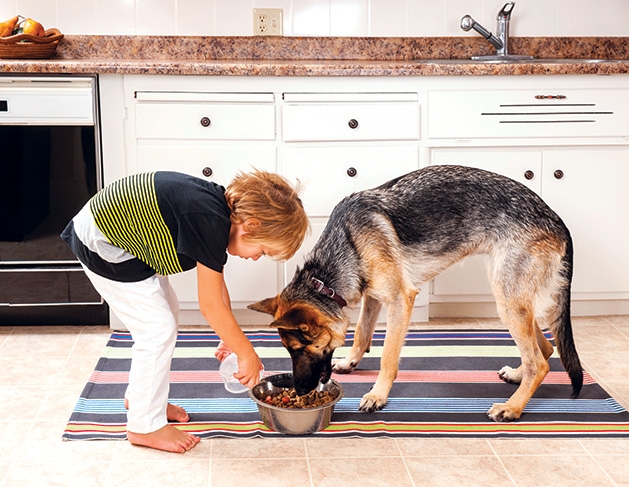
202,167,213,177
524,170,535,180
200,116,212,127
348,119,359,129
554,169,564,180
347,167,357,177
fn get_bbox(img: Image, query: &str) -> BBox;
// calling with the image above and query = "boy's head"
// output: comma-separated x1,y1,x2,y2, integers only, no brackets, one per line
224,170,309,261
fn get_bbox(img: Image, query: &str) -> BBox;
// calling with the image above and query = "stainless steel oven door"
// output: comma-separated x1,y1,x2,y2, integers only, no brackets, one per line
0,75,108,325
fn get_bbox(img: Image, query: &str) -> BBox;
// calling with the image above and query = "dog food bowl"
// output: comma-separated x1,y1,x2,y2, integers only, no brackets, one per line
219,353,264,394
248,373,343,435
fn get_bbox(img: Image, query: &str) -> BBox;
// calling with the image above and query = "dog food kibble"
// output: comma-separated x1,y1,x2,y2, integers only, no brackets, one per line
264,388,339,409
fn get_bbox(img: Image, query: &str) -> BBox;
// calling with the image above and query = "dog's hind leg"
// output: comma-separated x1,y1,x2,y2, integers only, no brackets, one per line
358,288,418,413
488,297,551,422
498,320,554,385
333,295,382,374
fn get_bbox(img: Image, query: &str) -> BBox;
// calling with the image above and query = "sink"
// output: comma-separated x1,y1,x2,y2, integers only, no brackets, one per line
413,58,628,65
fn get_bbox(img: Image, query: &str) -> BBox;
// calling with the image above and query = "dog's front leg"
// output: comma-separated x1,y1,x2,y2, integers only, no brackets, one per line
359,289,417,413
334,295,381,374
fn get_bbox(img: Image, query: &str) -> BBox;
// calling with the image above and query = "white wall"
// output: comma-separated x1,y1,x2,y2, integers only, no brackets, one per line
1,0,627,37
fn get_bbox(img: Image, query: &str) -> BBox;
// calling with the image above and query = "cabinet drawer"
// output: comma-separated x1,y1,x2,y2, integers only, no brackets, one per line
135,92,275,140
428,89,629,139
282,93,420,142
282,146,418,216
136,144,276,184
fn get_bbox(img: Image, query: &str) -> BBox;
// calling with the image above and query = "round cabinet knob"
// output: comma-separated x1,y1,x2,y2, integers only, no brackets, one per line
202,167,213,177
554,169,564,180
524,170,535,180
200,116,211,127
348,119,359,129
347,167,358,177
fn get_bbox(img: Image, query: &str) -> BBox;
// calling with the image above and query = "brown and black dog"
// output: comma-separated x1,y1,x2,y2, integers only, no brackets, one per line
249,165,583,422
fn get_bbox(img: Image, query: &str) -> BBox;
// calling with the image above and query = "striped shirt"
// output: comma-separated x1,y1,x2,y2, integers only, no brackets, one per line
62,171,231,282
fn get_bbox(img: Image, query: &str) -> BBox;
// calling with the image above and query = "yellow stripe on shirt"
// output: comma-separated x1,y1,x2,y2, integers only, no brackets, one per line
89,172,183,275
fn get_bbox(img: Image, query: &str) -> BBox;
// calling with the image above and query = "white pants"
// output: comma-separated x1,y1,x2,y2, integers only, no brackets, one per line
82,265,180,434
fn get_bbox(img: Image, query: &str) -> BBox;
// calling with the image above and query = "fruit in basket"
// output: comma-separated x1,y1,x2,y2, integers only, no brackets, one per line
18,18,45,36
0,16,19,37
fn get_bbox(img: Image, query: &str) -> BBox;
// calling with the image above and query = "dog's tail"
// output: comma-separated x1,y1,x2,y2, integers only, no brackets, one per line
548,235,583,399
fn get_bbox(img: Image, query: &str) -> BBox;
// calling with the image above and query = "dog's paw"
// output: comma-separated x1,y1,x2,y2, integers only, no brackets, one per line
486,402,522,422
358,393,388,413
498,366,522,384
332,357,357,374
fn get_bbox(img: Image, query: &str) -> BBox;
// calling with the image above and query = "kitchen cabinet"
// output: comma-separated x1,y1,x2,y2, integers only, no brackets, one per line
426,76,629,315
128,88,280,315
280,91,427,319
100,73,629,324
107,76,426,324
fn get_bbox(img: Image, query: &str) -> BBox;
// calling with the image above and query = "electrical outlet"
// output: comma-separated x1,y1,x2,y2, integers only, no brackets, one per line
253,8,283,36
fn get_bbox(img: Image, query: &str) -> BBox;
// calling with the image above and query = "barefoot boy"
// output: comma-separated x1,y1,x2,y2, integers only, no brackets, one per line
61,170,308,453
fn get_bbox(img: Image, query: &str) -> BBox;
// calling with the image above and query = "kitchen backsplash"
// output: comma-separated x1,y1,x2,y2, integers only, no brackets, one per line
1,0,627,37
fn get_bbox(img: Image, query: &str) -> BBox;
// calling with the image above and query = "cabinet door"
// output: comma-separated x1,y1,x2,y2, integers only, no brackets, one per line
542,148,629,295
429,150,543,297
135,92,276,140
136,144,279,307
282,146,419,217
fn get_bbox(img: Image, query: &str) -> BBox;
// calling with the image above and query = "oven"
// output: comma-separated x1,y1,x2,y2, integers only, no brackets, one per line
0,75,108,325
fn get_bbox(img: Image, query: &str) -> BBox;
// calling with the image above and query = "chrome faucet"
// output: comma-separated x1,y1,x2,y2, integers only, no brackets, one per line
461,2,532,61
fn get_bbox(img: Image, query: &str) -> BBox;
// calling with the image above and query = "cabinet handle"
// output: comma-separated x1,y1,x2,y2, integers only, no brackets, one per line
202,167,213,177
348,119,359,129
347,167,358,177
524,170,535,180
554,169,564,180
535,95,567,100
200,116,212,127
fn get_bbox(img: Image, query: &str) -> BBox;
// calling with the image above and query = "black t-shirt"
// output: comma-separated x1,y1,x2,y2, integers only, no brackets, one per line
61,171,231,282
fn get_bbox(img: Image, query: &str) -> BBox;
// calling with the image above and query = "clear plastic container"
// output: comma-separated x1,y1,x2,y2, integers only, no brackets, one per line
219,353,264,394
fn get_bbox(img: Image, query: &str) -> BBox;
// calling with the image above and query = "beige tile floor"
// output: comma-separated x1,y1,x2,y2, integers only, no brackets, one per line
1,315,629,487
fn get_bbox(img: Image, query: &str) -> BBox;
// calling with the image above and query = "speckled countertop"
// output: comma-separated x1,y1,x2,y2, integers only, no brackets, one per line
1,36,628,76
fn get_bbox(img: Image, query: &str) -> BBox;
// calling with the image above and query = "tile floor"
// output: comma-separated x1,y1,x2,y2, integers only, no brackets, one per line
1,315,629,487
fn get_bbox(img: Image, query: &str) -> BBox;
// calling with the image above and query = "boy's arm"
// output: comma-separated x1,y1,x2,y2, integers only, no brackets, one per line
197,262,262,388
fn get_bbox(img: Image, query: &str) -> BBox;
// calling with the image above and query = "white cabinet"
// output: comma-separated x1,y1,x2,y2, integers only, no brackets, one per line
131,90,279,310
282,146,419,216
425,76,629,316
429,147,629,309
280,91,427,317
101,74,629,324
541,148,629,295
428,89,629,140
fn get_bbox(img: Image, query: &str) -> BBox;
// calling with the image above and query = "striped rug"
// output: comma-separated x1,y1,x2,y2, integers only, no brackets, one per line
63,330,629,440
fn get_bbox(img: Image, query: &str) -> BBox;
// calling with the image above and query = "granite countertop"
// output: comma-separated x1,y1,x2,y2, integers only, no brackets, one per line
1,36,628,76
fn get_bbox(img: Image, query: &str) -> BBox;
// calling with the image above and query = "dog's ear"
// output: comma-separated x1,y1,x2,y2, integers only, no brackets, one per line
247,296,279,315
270,318,308,333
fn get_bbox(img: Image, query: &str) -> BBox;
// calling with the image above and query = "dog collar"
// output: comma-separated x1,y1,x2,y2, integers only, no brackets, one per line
310,277,347,308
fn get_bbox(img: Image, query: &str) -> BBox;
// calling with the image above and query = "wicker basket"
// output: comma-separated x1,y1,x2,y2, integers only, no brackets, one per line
0,28,64,59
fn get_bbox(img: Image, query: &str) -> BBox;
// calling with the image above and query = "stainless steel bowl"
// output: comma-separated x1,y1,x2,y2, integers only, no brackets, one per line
248,373,344,435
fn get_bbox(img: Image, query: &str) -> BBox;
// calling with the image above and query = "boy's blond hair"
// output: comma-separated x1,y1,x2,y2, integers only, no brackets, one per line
224,170,309,261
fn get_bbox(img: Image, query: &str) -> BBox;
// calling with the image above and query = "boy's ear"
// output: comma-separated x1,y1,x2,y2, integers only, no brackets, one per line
247,296,279,315
243,219,261,233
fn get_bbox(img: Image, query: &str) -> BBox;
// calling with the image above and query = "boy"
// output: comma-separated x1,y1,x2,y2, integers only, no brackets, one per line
61,170,308,453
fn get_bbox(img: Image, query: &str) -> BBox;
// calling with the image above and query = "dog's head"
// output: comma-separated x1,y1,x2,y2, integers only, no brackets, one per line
248,295,347,395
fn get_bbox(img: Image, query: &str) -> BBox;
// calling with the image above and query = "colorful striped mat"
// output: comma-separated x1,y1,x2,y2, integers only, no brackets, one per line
63,330,629,440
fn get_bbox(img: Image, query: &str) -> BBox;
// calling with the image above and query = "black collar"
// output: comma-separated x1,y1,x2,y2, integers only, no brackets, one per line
310,277,347,307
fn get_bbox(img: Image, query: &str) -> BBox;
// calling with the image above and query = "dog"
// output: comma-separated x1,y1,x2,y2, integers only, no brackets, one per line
248,165,583,422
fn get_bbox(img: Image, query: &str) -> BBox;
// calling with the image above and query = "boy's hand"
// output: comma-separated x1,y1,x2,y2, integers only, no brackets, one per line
214,341,233,362
234,352,264,389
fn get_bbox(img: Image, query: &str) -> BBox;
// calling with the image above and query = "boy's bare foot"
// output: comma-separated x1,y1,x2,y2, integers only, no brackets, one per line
127,424,200,453
124,399,190,423
166,402,190,423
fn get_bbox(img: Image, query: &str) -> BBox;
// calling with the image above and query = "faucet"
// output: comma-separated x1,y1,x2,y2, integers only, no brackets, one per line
461,2,532,60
